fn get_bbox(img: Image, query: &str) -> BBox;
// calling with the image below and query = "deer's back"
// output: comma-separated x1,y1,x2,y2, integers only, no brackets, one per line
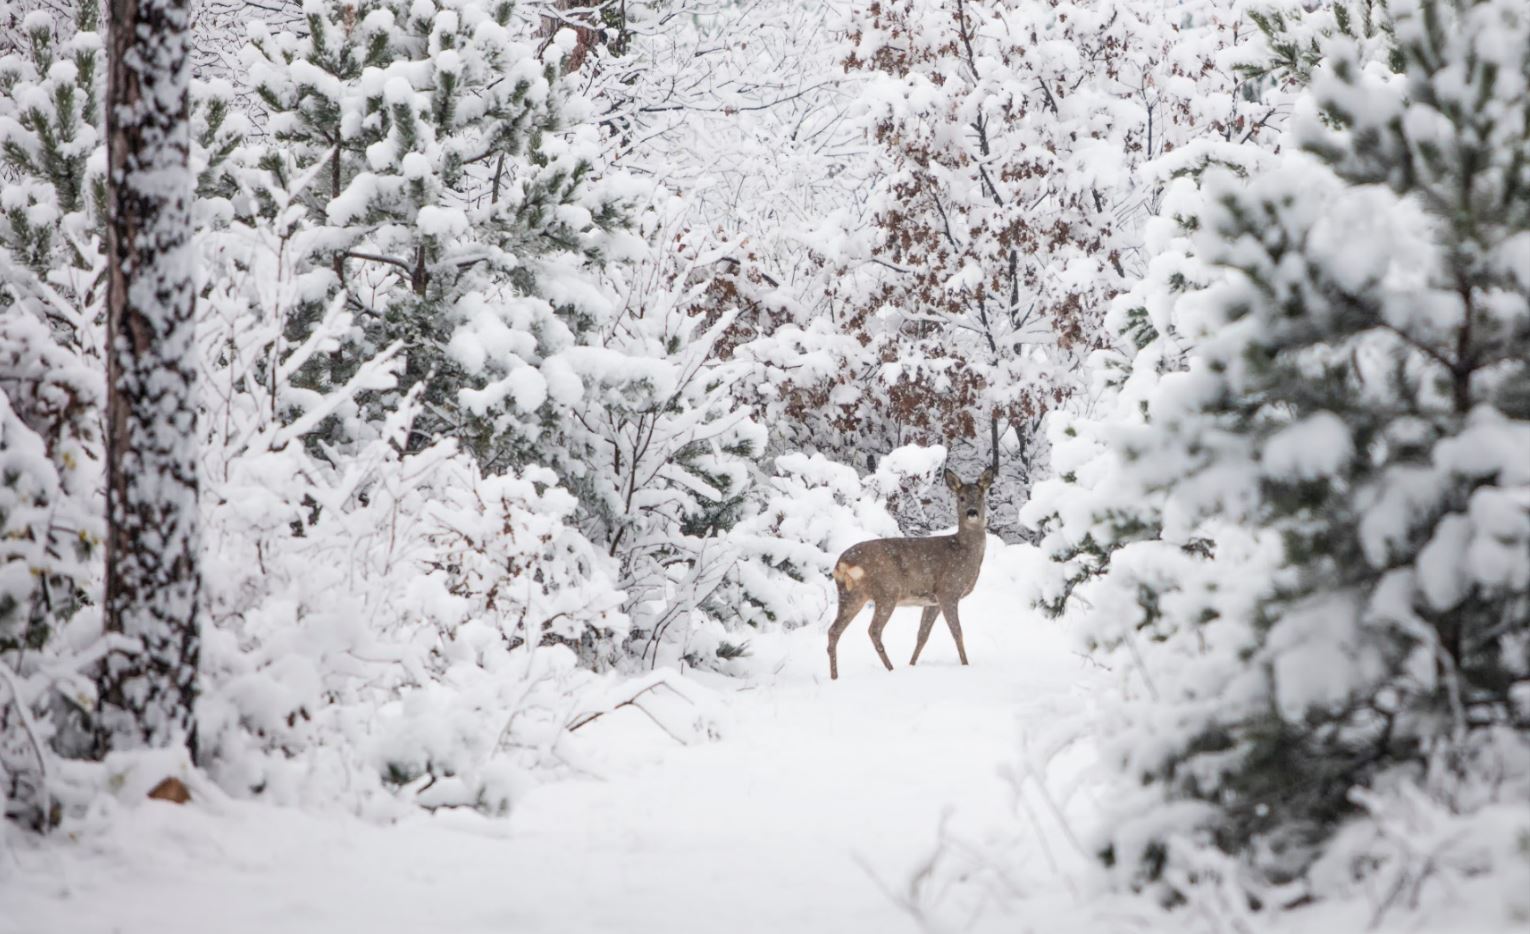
834,534,983,606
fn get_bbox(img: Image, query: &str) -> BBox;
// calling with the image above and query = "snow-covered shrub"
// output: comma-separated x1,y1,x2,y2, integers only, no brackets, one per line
827,0,1269,540
424,465,629,664
1307,727,1530,928
236,0,779,679
0,305,101,662
556,216,766,669
726,451,912,635
0,304,105,830
194,181,634,813
199,428,627,813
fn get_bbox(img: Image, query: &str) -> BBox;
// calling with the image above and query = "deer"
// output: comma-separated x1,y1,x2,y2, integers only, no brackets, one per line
826,467,993,680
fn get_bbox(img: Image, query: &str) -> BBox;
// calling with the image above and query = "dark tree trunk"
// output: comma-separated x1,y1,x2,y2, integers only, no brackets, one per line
96,0,201,759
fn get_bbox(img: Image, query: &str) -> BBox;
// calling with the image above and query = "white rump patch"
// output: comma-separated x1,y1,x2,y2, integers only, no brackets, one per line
834,562,867,586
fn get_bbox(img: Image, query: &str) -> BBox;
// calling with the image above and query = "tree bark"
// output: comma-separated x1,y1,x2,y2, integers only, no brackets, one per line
97,0,201,759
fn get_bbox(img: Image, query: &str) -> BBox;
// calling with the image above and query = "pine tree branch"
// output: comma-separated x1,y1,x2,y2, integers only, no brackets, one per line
343,250,415,275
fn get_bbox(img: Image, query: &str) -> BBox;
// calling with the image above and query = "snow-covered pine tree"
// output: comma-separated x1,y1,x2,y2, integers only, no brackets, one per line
0,6,107,826
1069,0,1530,895
0,4,105,652
95,0,202,756
244,0,636,465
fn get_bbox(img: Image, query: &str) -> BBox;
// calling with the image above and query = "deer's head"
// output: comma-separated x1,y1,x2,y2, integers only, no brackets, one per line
945,467,994,532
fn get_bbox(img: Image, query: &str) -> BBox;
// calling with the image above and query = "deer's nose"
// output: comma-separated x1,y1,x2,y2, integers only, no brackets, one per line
965,509,978,518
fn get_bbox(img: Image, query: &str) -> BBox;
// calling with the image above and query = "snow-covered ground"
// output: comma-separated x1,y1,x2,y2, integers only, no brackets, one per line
1,547,1100,934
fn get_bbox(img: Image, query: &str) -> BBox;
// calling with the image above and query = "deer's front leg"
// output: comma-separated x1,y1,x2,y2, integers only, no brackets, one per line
909,605,941,666
939,596,970,666
827,591,868,680
867,601,896,672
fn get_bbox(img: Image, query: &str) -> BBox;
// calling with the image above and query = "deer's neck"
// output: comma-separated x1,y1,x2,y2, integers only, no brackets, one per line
954,521,987,553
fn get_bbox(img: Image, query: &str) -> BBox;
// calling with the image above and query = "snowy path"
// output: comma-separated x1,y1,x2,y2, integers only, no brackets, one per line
3,559,1097,934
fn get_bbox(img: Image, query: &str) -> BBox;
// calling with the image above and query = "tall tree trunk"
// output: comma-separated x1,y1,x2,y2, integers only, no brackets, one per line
96,0,201,759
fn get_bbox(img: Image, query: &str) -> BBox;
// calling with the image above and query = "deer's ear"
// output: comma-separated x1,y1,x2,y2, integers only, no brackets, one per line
978,468,994,490
944,469,960,491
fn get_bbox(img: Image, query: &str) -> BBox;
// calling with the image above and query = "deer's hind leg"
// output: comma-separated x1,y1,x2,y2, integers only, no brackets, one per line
867,600,897,672
909,605,941,666
827,588,868,680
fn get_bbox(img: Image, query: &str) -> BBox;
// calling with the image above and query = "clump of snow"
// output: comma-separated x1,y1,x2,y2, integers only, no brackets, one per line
416,204,467,237
1261,411,1353,479
399,151,431,179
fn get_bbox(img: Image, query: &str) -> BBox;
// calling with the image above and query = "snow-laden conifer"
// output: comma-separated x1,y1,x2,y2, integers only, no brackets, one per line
245,0,638,465
1024,0,1530,901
